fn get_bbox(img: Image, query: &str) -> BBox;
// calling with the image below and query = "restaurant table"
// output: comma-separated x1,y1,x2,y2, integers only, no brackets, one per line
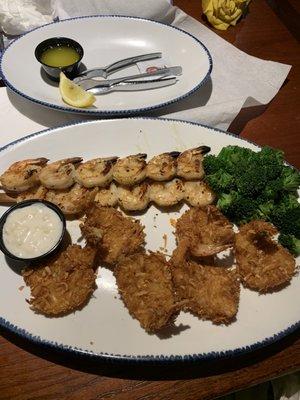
0,1,299,399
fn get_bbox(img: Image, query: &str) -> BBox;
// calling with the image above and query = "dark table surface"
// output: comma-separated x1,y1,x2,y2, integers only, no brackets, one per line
0,1,299,399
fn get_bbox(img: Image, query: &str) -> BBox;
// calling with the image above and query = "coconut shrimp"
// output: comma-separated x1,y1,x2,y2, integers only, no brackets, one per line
75,156,118,188
176,206,234,257
46,183,97,215
118,182,150,211
184,180,215,207
150,178,185,207
0,158,48,192
146,151,180,182
177,146,210,180
39,157,82,190
94,183,118,207
235,220,296,293
113,153,147,186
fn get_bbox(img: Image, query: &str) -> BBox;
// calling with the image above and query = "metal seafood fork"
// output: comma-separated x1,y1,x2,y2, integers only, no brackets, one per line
73,52,162,83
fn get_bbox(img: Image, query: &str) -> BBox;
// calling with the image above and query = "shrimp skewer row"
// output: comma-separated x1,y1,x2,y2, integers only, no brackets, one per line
0,178,215,213
0,145,211,193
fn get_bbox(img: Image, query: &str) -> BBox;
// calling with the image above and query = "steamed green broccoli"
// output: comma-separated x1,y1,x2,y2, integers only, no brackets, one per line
278,233,300,257
270,195,300,237
203,145,300,257
281,166,300,192
217,191,259,224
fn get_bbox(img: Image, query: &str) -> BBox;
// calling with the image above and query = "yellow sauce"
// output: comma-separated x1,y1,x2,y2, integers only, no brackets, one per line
41,46,80,67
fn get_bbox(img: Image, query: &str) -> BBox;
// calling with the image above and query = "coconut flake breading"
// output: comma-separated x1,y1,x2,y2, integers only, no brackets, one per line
171,256,240,325
175,205,234,257
235,220,296,293
81,205,145,265
22,245,97,316
115,252,179,332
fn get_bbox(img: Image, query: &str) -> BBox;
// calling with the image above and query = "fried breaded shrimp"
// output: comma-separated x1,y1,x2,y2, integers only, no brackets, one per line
81,205,145,265
22,245,97,316
115,252,178,332
46,183,97,215
184,180,215,207
39,157,82,189
176,206,234,257
113,153,147,186
75,156,118,188
150,178,185,207
171,255,240,324
117,182,150,211
0,158,48,192
235,220,296,293
94,183,118,207
146,151,180,181
177,146,210,180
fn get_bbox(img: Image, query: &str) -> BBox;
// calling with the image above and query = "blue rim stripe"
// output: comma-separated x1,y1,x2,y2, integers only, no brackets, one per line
0,15,213,116
0,116,299,364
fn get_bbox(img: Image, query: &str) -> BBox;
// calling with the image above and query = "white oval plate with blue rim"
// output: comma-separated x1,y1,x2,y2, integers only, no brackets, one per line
0,118,299,363
0,15,212,117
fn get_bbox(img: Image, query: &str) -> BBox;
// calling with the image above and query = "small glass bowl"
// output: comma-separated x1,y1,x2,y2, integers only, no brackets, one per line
0,199,66,263
35,37,84,81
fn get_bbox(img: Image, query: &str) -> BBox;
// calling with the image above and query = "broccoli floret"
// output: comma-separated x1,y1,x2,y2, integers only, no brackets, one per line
257,200,275,220
217,146,254,174
203,155,225,175
205,170,234,195
281,166,300,193
261,178,283,201
270,195,300,237
217,191,259,225
278,233,300,257
236,165,268,197
258,147,284,180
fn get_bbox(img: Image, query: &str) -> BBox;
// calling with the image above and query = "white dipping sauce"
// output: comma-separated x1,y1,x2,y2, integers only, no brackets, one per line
3,203,63,259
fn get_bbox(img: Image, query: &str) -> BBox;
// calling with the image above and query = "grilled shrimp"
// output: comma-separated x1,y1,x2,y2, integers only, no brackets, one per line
75,156,118,188
118,182,150,211
177,146,210,180
150,178,185,207
46,183,97,215
0,158,48,192
184,181,215,207
113,153,147,186
39,157,82,190
94,183,118,207
146,151,180,181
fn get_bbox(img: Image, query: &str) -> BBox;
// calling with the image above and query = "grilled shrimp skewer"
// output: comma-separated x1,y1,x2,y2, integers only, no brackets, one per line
45,184,97,215
0,146,211,192
146,152,180,181
75,156,118,188
39,157,82,189
0,178,214,213
0,158,48,192
149,178,185,207
118,182,150,211
177,146,210,180
113,153,147,186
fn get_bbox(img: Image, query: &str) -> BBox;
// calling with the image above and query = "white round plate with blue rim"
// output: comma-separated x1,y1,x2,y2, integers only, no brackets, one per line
0,118,298,363
0,16,212,117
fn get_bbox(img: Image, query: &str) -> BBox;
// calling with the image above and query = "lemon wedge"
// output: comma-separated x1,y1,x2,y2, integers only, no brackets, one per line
59,72,96,108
